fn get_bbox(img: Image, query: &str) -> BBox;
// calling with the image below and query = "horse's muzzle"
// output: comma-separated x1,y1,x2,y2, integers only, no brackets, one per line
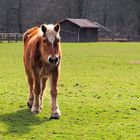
48,55,59,66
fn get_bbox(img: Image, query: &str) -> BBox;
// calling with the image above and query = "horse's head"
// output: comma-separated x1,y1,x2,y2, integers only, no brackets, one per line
39,23,61,66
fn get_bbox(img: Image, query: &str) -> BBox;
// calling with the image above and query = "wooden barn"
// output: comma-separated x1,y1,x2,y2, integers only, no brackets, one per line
59,18,99,42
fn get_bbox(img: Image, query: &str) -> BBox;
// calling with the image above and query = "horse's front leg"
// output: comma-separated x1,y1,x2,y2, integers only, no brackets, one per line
31,73,41,114
40,77,47,110
49,68,61,119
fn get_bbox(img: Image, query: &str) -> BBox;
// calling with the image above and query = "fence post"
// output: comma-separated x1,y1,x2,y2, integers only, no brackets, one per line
16,34,18,42
0,34,2,43
112,34,114,41
127,35,130,42
8,34,10,43
77,28,81,42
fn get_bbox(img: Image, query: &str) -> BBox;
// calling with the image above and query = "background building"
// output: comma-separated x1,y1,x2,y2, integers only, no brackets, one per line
60,18,99,42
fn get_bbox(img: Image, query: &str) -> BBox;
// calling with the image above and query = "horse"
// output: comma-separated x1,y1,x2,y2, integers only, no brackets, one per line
23,23,61,119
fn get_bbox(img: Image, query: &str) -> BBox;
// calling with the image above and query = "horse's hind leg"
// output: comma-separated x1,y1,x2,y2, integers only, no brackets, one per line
25,67,34,109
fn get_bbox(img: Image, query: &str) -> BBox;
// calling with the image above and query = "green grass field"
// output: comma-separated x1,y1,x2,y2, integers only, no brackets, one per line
0,42,140,140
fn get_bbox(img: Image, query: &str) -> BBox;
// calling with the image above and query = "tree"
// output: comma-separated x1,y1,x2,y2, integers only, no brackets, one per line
6,0,10,33
78,0,84,18
61,0,72,18
17,0,23,33
103,0,108,26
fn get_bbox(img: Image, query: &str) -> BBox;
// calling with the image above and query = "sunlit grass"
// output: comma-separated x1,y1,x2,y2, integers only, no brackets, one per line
0,42,140,140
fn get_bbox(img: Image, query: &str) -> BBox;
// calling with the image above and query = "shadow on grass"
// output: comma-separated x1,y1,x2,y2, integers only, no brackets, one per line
0,108,51,135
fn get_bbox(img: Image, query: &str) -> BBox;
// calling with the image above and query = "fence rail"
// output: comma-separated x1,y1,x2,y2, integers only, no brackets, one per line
0,33,23,43
0,33,140,43
98,35,140,42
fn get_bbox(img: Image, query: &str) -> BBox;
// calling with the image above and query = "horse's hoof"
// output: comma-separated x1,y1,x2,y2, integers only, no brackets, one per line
27,102,32,109
31,106,40,114
40,105,43,110
51,113,60,119
31,110,40,114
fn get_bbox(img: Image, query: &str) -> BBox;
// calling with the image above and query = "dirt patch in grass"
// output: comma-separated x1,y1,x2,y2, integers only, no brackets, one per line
129,60,140,65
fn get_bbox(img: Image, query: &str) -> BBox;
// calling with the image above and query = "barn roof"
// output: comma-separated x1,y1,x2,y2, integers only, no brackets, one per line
60,18,99,28
93,22,112,32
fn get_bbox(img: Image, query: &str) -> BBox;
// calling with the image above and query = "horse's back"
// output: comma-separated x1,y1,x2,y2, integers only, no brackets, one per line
23,27,40,47
23,27,41,69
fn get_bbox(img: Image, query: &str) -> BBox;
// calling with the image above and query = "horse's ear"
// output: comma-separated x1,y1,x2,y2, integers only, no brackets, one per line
54,23,60,32
41,24,47,35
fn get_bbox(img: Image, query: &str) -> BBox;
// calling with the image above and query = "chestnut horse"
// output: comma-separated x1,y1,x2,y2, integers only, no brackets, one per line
23,23,61,119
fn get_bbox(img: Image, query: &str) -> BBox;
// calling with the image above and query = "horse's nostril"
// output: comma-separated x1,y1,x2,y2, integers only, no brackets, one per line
54,57,59,63
48,56,59,65
48,57,53,63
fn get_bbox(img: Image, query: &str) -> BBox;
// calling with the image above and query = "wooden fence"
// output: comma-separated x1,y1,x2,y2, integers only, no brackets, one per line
0,33,140,43
98,35,140,42
0,33,23,43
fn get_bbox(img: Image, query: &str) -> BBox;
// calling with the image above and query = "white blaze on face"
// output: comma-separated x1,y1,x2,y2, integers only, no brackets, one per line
40,23,60,49
46,24,55,45
45,24,60,46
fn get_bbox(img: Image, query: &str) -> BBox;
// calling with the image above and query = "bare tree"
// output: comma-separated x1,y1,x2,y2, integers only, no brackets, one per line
78,0,84,18
136,0,140,35
61,0,72,18
6,0,10,33
103,0,108,27
17,0,23,33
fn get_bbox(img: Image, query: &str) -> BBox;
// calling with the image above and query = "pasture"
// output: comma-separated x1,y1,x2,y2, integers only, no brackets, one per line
0,42,140,140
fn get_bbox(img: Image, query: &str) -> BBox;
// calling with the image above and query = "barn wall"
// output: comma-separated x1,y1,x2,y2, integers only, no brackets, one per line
79,28,98,42
60,21,79,42
60,20,98,42
60,31,78,42
60,20,79,33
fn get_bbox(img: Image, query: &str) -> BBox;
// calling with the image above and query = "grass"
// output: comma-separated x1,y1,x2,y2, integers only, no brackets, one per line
0,42,140,140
